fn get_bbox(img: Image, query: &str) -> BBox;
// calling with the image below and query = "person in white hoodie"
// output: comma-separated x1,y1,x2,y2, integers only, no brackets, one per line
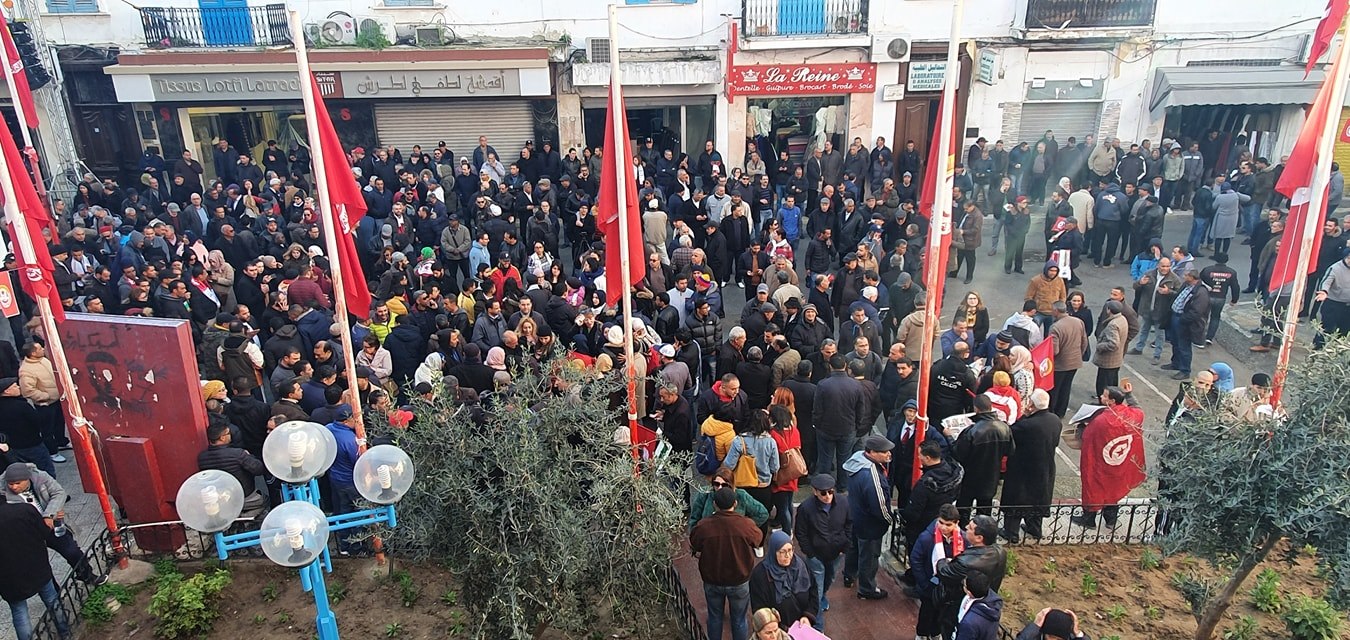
1000,300,1044,348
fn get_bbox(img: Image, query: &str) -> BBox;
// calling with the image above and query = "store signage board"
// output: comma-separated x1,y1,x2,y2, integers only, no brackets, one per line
728,63,877,96
881,84,905,101
908,61,947,93
977,50,997,85
339,69,522,98
148,72,308,101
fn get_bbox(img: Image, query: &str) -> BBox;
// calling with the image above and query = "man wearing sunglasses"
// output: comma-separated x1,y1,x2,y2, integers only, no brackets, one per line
792,474,851,632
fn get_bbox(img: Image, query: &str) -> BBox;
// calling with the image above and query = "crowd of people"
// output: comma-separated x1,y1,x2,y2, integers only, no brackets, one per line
0,123,1345,640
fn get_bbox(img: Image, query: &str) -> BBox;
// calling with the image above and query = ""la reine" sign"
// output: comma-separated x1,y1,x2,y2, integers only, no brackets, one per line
728,63,877,96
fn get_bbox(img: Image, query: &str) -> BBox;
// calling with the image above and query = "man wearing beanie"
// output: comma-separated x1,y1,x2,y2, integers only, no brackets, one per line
0,377,55,476
4,462,107,585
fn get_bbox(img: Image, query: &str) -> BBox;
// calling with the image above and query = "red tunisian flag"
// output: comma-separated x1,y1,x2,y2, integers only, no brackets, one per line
918,90,959,283
1080,403,1146,508
1030,338,1055,391
1269,46,1344,294
0,126,60,321
596,85,643,307
1307,0,1350,77
309,74,371,319
0,18,37,129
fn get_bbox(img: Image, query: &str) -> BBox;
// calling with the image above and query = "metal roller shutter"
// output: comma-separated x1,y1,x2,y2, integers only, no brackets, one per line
1017,102,1102,145
375,101,535,160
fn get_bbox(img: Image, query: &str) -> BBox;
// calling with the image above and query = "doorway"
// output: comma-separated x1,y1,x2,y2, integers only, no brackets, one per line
198,0,254,47
182,105,304,183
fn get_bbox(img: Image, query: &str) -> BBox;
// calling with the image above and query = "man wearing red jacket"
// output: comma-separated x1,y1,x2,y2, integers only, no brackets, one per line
1071,383,1145,529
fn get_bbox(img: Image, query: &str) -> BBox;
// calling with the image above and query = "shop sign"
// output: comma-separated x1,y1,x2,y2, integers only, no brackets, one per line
727,63,877,96
148,72,310,101
977,50,997,86
314,72,344,99
908,61,948,93
340,69,522,98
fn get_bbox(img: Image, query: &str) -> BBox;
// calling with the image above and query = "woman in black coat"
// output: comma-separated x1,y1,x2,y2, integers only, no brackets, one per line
749,530,818,630
999,390,1063,542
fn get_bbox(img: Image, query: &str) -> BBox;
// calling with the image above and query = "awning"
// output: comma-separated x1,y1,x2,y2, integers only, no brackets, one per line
1149,66,1326,118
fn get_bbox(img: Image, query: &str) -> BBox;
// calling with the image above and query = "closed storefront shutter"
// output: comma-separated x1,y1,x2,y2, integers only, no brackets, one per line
1017,102,1102,145
374,101,535,160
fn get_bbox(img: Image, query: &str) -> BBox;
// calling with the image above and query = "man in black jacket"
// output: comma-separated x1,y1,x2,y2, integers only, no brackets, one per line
812,354,865,489
902,439,964,547
951,395,1015,523
793,474,852,631
0,377,55,476
928,343,977,427
935,515,1007,634
782,362,817,472
196,421,267,511
0,499,69,639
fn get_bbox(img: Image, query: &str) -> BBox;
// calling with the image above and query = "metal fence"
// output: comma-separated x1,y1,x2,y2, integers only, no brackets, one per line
888,501,1159,561
29,530,115,640
666,564,709,640
742,0,869,37
1025,0,1155,29
140,4,290,49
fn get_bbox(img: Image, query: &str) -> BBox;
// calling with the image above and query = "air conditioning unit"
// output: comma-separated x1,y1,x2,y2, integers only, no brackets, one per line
415,25,446,46
318,15,356,46
588,37,611,64
871,33,911,63
358,16,398,41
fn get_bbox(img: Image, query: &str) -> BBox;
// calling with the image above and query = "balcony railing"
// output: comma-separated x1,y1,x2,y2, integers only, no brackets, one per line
140,4,291,49
1025,0,1155,30
742,0,869,37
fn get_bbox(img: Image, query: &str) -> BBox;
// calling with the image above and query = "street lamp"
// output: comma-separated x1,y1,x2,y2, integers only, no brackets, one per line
175,421,413,640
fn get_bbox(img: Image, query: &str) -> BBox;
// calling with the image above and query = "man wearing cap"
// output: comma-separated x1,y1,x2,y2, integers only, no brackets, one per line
830,252,865,321
841,434,894,600
4,461,107,585
655,344,692,395
736,238,769,299
793,473,851,631
1003,195,1033,274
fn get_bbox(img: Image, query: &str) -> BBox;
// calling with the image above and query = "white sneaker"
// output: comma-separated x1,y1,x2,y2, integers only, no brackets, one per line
50,454,67,463
738,282,745,288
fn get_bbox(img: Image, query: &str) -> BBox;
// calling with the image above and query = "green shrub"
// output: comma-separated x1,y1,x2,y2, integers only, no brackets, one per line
1139,548,1162,571
1222,615,1258,640
1249,568,1282,613
81,583,134,626
1282,595,1344,640
1004,548,1019,577
147,569,232,639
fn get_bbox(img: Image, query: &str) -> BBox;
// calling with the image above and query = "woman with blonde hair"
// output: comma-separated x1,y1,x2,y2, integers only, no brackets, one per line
516,316,539,349
750,607,794,639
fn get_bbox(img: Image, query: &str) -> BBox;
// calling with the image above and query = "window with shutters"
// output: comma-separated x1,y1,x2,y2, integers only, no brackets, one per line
46,0,99,13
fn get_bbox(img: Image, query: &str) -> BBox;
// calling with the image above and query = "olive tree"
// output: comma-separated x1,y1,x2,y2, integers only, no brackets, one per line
1155,336,1350,640
378,366,689,639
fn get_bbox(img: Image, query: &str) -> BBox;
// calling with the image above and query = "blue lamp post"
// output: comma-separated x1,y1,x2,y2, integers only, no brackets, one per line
175,421,414,640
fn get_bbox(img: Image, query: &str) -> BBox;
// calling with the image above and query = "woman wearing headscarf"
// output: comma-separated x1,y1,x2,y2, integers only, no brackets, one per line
484,347,508,373
1008,345,1036,408
749,530,818,630
1208,361,1235,393
206,249,235,313
413,352,444,388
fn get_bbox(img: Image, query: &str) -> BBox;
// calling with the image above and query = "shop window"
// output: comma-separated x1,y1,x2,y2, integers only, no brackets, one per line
45,0,99,13
747,96,848,165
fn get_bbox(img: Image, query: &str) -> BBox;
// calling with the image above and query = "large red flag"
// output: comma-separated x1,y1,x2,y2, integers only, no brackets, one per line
308,74,371,319
1,126,60,321
596,85,643,307
919,91,959,283
0,18,37,129
1269,47,1344,293
1307,0,1350,77
1030,338,1055,391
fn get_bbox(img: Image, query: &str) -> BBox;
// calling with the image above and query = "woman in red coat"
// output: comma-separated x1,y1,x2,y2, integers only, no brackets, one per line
767,394,804,532
1072,383,1146,529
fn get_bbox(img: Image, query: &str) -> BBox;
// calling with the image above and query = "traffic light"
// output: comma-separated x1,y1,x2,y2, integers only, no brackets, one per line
8,21,50,90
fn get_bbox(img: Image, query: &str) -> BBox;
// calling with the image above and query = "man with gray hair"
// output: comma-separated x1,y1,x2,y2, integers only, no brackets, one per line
999,389,1059,542
716,326,746,379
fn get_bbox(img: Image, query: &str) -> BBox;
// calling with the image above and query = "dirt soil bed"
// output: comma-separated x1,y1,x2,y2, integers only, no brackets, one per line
80,558,684,640
997,542,1335,639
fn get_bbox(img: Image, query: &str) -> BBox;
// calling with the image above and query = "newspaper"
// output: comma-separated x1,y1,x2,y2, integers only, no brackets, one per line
941,412,976,438
1069,403,1106,425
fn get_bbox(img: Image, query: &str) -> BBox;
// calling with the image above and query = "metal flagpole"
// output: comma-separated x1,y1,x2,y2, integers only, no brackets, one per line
913,0,964,487
0,135,126,567
0,10,52,211
608,4,639,449
1272,13,1350,405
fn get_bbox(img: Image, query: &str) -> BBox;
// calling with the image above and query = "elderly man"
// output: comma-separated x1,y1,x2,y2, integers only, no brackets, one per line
4,463,107,585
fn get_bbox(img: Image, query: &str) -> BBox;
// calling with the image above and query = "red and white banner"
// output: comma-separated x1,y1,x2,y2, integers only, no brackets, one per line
727,63,877,96
0,275,18,318
1031,338,1055,391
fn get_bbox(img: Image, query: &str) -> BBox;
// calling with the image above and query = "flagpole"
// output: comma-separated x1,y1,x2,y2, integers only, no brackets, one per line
0,137,126,568
912,0,964,487
0,11,52,212
607,4,639,448
1272,14,1350,405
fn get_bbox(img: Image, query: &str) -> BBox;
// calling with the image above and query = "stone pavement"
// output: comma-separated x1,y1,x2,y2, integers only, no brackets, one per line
1,448,113,640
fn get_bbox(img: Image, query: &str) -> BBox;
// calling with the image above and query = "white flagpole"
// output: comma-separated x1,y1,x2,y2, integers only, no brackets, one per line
0,11,35,156
608,4,639,440
1273,13,1350,404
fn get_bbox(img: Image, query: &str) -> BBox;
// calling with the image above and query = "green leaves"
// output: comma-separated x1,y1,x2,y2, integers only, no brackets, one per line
146,569,232,638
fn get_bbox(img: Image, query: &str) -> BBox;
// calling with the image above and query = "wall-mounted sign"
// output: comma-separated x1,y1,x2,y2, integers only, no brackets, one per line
314,71,344,99
147,72,307,102
977,50,998,85
881,84,905,101
728,63,877,96
340,70,522,98
907,61,948,93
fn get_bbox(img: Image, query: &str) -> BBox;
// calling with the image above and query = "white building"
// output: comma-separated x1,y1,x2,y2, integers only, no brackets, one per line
13,0,1335,190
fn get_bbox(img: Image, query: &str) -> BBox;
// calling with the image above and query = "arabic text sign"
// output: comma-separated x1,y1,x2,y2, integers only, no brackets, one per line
908,61,947,93
340,69,523,98
728,63,877,96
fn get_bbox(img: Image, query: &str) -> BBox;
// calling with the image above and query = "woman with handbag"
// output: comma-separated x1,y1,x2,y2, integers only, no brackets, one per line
723,409,782,546
767,400,806,533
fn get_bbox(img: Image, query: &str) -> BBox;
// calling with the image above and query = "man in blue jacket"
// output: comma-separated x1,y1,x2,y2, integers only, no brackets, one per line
325,405,363,555
954,570,1003,640
842,434,894,600
909,503,966,639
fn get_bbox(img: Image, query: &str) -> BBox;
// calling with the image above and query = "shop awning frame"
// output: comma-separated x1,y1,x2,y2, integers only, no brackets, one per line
1149,66,1326,118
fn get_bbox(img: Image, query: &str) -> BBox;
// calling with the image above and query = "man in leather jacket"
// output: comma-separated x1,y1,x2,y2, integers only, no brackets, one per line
935,515,1007,634
950,395,1015,522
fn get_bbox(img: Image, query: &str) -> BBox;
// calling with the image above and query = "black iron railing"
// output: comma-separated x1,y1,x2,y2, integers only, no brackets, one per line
888,501,1159,561
742,0,869,37
30,529,114,640
667,563,710,640
140,4,291,49
1025,0,1155,29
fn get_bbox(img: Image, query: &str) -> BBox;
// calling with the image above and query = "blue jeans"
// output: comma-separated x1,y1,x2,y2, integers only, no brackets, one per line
806,554,843,631
815,434,855,491
1242,202,1262,235
330,482,364,554
771,490,796,533
9,580,68,640
854,537,884,595
1187,217,1210,254
10,444,56,477
1134,316,1165,359
1169,316,1193,375
703,582,750,640
988,216,1005,250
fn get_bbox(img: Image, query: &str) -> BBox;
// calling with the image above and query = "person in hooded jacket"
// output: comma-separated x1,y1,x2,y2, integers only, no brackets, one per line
950,395,1014,522
748,530,818,631
954,570,1004,640
842,434,895,600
